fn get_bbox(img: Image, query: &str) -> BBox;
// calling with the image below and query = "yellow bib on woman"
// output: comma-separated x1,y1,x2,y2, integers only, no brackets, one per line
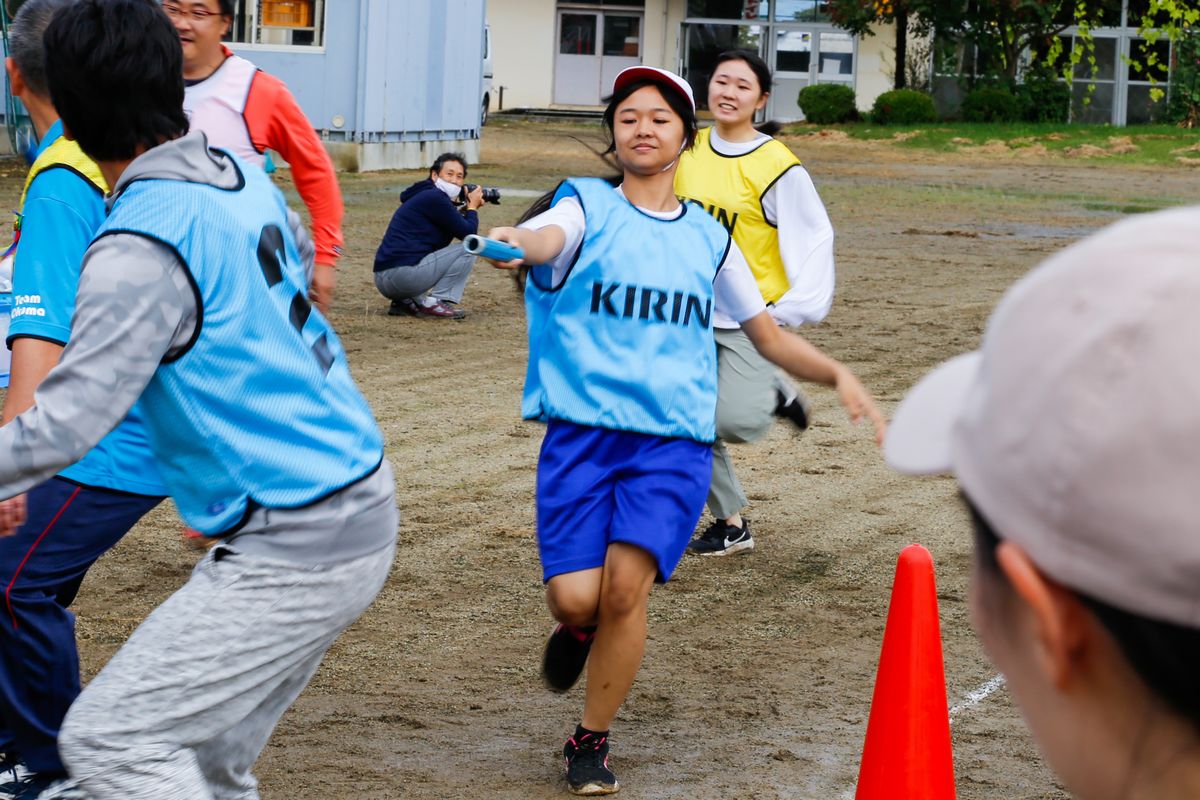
675,127,799,304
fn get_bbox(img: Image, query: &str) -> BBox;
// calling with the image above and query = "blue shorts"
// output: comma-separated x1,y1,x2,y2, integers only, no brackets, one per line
536,419,712,583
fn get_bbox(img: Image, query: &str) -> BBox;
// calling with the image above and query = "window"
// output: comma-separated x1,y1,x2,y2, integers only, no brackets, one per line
683,22,764,106
560,13,598,55
603,15,641,57
687,0,758,19
818,31,853,78
226,0,326,48
773,0,832,23
774,29,811,73
686,0,830,22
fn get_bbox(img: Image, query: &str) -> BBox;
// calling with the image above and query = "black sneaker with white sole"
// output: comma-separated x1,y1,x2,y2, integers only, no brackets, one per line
773,386,811,432
687,518,754,556
0,771,75,800
0,754,29,791
564,731,619,796
541,624,596,693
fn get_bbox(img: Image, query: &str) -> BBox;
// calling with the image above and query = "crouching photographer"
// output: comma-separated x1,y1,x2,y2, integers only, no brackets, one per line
374,152,491,319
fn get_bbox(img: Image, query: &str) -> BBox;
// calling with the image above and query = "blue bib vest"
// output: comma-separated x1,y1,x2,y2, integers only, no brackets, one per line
95,155,383,534
14,130,165,496
523,178,731,443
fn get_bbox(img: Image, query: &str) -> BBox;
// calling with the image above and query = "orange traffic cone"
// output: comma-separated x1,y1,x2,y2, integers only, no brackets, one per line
855,543,956,800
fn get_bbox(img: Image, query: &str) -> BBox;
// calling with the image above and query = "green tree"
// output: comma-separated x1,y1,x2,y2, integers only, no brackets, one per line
835,0,1198,105
1129,0,1200,105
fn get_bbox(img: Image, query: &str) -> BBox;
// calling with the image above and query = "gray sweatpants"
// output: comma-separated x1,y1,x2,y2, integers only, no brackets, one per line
708,327,778,519
374,242,476,304
57,472,398,800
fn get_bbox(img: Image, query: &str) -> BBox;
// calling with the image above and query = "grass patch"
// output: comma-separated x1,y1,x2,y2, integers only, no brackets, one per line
785,121,1200,166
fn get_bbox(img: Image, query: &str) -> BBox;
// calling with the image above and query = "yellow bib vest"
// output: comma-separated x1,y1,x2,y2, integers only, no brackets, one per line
10,135,107,249
675,127,800,304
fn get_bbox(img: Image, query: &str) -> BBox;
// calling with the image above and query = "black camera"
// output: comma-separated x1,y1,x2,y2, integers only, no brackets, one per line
458,183,501,205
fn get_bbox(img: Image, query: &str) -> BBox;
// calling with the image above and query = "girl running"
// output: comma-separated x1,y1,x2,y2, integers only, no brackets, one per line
675,50,837,556
485,67,884,796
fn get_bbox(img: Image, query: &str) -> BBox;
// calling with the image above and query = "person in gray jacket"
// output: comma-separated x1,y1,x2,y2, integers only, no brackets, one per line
0,3,397,797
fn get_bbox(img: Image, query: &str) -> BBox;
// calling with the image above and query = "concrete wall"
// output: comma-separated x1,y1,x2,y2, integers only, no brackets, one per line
488,1,897,112
488,0,557,111
643,0,688,71
855,23,895,111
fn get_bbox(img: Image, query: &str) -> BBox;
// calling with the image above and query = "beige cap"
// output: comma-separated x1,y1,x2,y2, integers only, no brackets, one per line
886,205,1200,627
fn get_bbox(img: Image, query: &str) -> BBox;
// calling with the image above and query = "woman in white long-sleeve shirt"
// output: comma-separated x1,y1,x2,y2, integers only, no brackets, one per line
675,49,837,556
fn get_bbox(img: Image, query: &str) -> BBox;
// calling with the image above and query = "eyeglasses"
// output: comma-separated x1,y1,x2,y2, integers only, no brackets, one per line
162,3,223,22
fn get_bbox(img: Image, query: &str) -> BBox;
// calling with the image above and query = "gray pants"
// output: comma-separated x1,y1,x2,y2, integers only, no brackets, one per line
57,535,396,799
374,242,475,304
708,327,779,519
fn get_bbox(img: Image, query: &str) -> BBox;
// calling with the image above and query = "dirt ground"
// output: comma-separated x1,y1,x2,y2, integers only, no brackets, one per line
6,122,1197,799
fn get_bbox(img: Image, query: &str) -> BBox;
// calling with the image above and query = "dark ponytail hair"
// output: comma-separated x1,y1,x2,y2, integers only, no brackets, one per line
967,495,1200,733
710,49,782,136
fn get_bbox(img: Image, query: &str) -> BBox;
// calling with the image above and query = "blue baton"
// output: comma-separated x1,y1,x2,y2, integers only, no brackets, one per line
464,234,525,262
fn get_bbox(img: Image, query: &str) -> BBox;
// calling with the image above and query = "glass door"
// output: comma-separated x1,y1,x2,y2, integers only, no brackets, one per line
681,22,765,112
766,26,856,121
599,14,643,102
554,11,602,105
554,11,644,106
770,27,812,121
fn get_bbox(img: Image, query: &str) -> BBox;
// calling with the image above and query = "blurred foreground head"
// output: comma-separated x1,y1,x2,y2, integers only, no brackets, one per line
887,205,1200,800
43,0,188,162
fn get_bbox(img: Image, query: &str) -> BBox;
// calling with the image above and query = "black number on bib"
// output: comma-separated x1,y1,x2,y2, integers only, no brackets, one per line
257,224,285,286
256,224,334,375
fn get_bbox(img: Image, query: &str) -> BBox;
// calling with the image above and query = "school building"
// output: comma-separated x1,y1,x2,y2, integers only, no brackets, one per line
1,0,488,171
487,0,1185,126
486,0,898,121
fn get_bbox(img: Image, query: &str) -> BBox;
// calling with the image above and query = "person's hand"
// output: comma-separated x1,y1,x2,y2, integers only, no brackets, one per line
483,227,526,269
310,262,337,315
466,185,485,211
833,365,887,446
0,494,27,538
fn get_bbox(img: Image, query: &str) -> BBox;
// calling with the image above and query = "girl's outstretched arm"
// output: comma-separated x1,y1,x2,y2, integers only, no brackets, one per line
740,312,887,444
484,225,567,269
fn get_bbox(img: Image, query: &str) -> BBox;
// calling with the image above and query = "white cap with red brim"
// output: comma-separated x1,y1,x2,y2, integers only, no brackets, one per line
611,66,696,112
886,204,1200,628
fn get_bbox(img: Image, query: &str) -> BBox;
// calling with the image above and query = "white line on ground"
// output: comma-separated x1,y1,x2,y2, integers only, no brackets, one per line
836,674,1006,799
949,674,1005,723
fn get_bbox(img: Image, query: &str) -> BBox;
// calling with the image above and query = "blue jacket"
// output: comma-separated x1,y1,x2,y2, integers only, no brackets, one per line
373,179,478,271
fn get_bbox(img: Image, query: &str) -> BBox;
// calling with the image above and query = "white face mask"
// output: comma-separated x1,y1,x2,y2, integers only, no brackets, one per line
434,177,461,201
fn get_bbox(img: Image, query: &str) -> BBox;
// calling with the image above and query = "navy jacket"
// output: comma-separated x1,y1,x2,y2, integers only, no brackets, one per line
373,179,479,271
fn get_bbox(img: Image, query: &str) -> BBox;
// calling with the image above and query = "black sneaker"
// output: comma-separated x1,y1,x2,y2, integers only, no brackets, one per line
774,385,811,432
1,772,74,800
387,298,420,316
687,518,754,556
563,732,619,796
0,753,28,789
542,624,596,693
